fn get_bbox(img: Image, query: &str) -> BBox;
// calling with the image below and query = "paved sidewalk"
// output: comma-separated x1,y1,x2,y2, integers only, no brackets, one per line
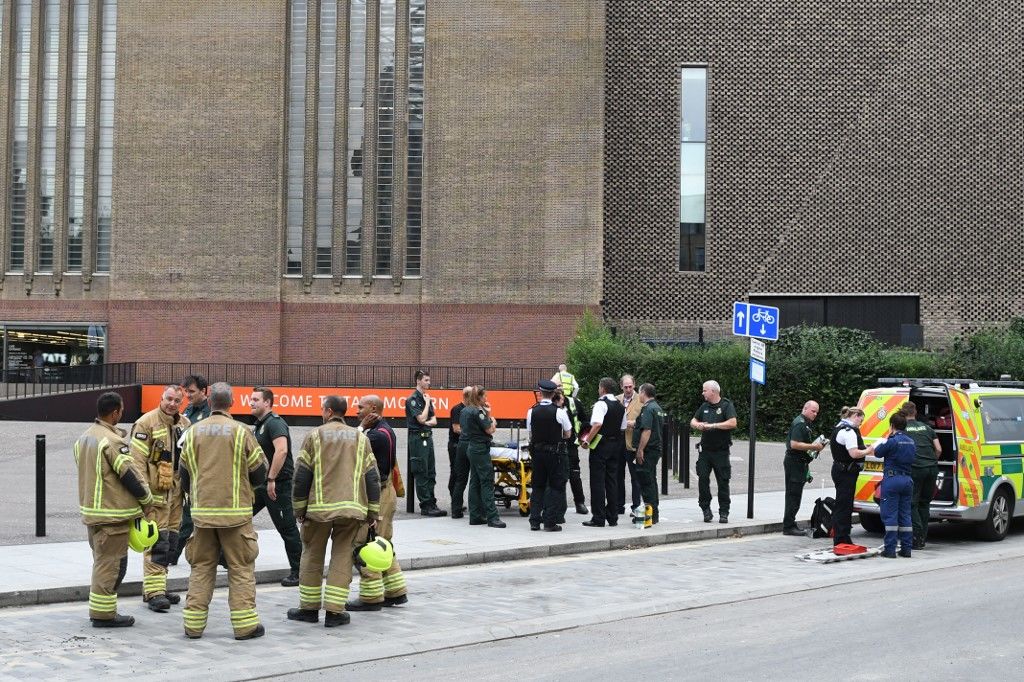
0,488,837,608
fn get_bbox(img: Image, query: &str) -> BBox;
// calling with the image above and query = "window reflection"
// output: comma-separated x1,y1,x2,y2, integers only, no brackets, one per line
374,0,396,276
285,0,307,275
66,0,89,272
679,67,706,272
95,0,117,272
36,0,60,273
405,0,425,276
345,0,366,275
316,0,337,275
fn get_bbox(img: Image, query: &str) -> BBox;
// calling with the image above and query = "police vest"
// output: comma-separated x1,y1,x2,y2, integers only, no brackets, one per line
829,423,864,466
530,403,562,447
599,398,626,440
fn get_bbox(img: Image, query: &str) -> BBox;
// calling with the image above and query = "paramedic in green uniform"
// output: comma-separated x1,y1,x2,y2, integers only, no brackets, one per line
633,383,666,523
691,380,737,524
901,402,941,549
782,401,826,535
462,386,505,528
406,371,446,516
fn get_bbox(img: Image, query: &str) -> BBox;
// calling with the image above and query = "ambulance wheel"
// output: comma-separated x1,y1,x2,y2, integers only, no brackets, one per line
978,487,1013,542
859,513,884,534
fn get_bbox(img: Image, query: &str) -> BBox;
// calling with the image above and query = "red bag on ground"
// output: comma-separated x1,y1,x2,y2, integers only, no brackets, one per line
833,543,868,556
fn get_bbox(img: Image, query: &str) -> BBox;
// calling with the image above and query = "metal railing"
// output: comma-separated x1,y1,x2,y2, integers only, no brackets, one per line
0,362,137,400
132,363,551,391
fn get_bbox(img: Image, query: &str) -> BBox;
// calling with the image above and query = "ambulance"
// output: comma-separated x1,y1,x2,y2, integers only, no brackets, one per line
853,379,1024,541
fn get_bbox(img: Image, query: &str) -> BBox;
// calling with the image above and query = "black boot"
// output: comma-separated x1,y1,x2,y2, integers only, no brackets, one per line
345,600,382,612
280,571,300,587
92,613,135,628
235,623,265,640
287,608,319,623
147,595,171,612
384,594,408,607
324,611,351,628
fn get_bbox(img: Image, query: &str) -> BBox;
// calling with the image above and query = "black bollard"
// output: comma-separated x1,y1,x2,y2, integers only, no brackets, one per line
36,434,46,537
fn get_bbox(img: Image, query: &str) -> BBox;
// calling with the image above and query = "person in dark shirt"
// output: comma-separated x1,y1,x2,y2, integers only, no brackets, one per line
250,387,302,587
449,387,473,519
782,400,826,535
170,373,212,566
690,380,737,524
874,411,917,558
900,401,942,549
405,371,445,516
348,395,408,610
448,394,466,511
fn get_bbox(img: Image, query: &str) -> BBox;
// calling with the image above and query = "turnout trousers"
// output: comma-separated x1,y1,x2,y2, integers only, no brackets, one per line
182,521,261,638
87,522,130,621
355,485,407,604
296,517,363,614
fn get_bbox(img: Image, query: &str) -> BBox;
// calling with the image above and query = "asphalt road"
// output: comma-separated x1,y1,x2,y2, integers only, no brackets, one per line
2,518,1023,680
2,419,791,545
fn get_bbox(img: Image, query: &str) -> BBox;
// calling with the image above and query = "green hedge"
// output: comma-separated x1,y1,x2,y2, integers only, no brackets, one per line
565,314,1024,440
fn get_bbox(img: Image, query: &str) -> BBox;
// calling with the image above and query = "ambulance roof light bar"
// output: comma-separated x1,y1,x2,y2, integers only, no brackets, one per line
877,378,1024,389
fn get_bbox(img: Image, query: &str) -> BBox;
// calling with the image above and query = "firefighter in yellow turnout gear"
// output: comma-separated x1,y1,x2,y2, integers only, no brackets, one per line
348,395,408,611
130,385,190,611
288,396,382,628
178,383,268,640
75,392,155,627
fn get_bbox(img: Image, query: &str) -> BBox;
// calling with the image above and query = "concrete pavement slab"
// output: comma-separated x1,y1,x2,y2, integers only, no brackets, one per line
0,488,830,608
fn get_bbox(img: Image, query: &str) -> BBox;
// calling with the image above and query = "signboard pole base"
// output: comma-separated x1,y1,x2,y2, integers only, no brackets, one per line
747,380,756,520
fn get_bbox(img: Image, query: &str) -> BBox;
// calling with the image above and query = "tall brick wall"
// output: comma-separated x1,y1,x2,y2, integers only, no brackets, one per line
0,1,602,369
604,0,1024,346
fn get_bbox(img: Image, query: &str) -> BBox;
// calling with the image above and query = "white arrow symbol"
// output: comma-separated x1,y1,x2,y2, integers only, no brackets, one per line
760,324,767,335
737,311,745,330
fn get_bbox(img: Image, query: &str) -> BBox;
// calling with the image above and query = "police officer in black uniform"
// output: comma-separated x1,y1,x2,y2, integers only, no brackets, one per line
580,377,626,527
829,406,875,546
561,387,589,517
527,380,573,532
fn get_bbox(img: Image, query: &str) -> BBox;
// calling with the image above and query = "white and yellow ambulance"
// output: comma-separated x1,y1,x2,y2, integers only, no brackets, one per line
853,379,1024,541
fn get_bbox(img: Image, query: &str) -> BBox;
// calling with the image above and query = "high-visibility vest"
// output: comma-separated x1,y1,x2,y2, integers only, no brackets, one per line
557,371,576,396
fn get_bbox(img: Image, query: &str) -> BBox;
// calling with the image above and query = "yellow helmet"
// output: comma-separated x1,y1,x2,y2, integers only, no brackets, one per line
128,517,159,553
353,530,394,573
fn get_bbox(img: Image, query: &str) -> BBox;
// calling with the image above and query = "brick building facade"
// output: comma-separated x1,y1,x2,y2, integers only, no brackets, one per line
0,1,1019,374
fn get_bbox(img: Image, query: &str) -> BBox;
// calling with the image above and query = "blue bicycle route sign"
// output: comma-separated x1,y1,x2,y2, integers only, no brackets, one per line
732,302,780,341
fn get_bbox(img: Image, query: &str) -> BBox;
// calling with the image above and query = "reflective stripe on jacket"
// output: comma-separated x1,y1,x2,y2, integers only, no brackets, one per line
180,412,266,528
294,419,378,522
75,419,153,524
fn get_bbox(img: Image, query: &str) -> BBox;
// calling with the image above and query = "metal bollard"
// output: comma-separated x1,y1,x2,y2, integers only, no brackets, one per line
36,435,46,537
681,424,690,488
406,444,415,513
660,422,670,495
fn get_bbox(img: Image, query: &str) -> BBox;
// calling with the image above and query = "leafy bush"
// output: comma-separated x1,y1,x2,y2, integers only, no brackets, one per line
564,319,1012,441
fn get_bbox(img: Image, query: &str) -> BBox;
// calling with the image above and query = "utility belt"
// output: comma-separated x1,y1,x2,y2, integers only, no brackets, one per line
414,430,432,439
531,442,568,455
833,460,862,473
884,469,911,478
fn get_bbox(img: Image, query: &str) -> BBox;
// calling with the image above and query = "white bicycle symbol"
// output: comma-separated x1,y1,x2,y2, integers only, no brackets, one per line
751,309,775,324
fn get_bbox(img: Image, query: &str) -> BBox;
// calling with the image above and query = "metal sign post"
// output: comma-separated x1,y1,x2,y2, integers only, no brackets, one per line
733,303,778,519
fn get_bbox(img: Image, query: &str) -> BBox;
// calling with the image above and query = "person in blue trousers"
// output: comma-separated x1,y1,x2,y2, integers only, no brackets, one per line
873,411,916,558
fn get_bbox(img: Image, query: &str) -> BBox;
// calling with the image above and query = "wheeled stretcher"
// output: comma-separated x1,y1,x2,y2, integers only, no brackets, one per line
490,437,532,516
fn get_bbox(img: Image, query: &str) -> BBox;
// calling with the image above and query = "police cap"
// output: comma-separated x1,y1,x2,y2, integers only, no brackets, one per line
537,379,559,392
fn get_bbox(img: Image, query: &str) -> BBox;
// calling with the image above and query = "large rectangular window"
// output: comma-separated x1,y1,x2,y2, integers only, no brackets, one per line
679,66,706,272
285,0,307,275
344,0,366,275
36,0,60,273
94,0,117,273
66,0,89,272
315,0,337,275
373,0,396,276
284,0,421,281
7,0,31,273
405,0,425,276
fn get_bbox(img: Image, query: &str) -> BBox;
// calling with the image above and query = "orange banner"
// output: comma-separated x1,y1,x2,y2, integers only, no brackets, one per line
141,385,537,420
